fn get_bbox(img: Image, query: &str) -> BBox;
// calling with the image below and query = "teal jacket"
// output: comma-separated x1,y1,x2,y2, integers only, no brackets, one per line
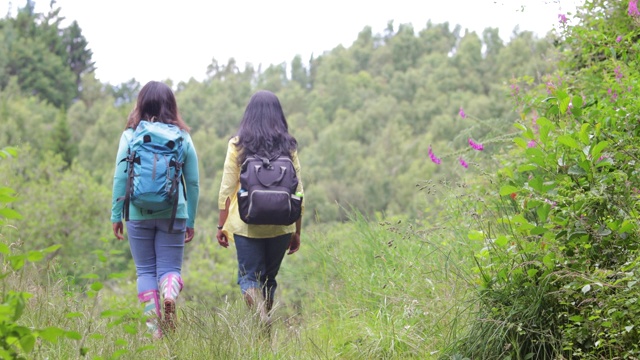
110,128,200,228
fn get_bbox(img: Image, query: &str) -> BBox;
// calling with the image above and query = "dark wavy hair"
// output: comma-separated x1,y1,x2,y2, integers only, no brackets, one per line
235,90,297,164
125,81,190,132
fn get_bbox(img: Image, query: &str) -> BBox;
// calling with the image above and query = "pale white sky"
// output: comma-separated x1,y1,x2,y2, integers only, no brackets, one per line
2,0,580,85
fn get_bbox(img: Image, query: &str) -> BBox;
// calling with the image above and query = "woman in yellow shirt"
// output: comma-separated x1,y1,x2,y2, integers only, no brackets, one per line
216,90,303,326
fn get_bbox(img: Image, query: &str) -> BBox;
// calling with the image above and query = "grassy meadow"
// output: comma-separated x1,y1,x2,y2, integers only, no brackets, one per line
3,181,482,360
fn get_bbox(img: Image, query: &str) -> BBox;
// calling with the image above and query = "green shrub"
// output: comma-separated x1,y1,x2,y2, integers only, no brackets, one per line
446,1,640,358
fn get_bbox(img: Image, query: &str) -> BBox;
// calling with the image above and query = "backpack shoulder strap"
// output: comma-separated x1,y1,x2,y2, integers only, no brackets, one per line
121,148,136,221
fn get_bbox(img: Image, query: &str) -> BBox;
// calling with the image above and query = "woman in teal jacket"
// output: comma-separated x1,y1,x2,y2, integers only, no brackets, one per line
111,81,199,339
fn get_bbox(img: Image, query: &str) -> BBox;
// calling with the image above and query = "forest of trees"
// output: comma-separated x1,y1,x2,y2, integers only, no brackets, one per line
0,0,562,294
3,0,640,358
0,0,557,245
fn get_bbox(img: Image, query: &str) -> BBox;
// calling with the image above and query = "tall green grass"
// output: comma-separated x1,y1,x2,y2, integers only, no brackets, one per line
4,201,480,359
280,210,475,359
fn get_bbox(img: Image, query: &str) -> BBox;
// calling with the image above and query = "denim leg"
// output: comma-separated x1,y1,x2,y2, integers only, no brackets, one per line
127,219,186,293
234,233,291,297
155,218,186,282
262,234,291,301
234,235,265,293
126,220,158,293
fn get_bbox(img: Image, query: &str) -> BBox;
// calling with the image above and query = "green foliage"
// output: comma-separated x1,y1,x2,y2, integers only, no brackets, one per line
0,3,94,108
0,147,130,277
61,20,95,86
0,244,70,360
47,111,77,168
0,2,609,358
277,212,474,359
2,1,560,226
181,234,239,303
0,147,71,359
447,2,640,358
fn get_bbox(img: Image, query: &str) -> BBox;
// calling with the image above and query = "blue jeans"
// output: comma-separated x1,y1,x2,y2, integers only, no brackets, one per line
126,219,186,293
234,233,291,301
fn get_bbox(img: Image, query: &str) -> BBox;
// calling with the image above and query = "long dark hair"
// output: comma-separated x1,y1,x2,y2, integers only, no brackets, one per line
125,81,190,132
235,90,297,163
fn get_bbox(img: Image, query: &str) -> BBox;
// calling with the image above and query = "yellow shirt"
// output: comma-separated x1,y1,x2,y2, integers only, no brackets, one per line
218,137,304,239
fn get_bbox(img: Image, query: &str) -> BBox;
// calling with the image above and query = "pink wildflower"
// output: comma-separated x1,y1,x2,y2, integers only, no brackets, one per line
608,88,618,102
468,138,484,151
459,107,466,118
546,81,555,94
459,157,468,169
616,35,623,43
629,0,640,16
527,140,537,148
428,145,441,165
558,14,567,24
615,66,623,81
510,83,520,97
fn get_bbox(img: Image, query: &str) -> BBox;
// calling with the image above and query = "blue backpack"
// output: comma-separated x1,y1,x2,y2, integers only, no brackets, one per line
120,120,185,232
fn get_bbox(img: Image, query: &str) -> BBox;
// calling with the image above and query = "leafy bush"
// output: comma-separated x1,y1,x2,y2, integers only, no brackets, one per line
1,147,73,359
446,1,640,358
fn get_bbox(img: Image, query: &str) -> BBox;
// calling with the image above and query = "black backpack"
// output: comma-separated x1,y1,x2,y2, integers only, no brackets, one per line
238,154,302,225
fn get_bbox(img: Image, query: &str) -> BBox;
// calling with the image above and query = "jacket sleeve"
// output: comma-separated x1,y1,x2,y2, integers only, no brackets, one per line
110,131,131,223
218,138,240,210
182,133,200,229
292,150,305,216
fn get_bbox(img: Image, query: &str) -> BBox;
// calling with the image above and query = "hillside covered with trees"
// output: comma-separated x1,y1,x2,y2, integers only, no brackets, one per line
0,1,557,265
1,0,640,358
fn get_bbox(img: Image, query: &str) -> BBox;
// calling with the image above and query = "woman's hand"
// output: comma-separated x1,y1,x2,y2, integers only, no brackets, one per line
217,229,229,248
185,227,195,243
288,233,300,255
113,222,124,240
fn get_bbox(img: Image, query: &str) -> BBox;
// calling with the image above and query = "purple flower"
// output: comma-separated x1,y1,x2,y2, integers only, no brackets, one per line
527,140,537,148
615,66,623,81
616,35,623,43
608,88,618,102
459,107,466,118
459,157,468,169
510,83,520,97
468,138,484,151
558,14,567,24
629,0,640,16
546,81,555,94
428,145,441,165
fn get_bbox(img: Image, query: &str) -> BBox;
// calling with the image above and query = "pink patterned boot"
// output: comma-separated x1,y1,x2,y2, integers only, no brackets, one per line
138,290,162,339
159,274,183,331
